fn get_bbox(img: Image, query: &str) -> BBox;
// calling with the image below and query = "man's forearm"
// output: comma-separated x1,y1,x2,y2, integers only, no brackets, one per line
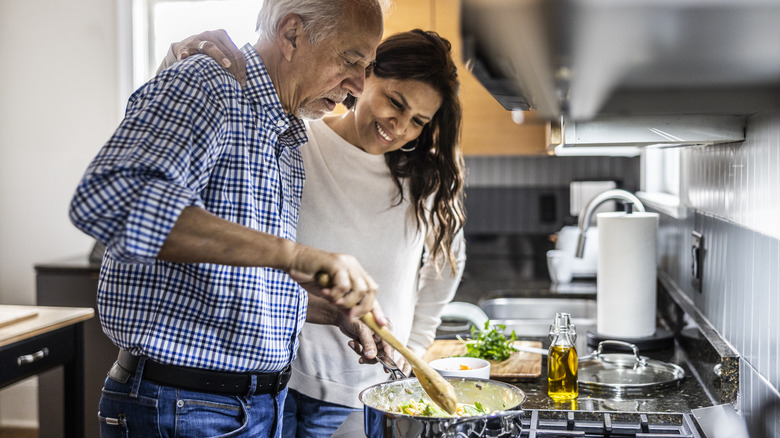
158,206,297,270
159,206,381,322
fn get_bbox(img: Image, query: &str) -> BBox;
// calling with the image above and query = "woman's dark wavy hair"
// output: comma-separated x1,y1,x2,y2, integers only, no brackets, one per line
344,29,465,274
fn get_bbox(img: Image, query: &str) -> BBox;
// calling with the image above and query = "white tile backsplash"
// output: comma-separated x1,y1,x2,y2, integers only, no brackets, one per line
660,112,780,434
683,113,780,239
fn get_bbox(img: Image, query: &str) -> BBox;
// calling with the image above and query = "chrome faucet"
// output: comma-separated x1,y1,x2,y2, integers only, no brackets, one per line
575,189,646,258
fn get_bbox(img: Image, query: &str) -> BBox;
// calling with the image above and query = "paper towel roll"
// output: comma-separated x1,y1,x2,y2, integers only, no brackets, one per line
596,211,659,338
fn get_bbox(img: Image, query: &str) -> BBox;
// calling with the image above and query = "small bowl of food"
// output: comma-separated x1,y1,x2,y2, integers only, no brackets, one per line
429,357,491,379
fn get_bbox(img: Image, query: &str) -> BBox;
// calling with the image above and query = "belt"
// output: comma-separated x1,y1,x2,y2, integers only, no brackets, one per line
112,350,291,397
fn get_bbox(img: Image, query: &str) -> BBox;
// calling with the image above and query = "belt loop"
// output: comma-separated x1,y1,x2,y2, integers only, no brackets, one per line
245,374,258,398
130,356,147,398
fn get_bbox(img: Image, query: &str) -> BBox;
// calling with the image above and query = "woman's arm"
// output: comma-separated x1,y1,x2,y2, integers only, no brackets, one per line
406,228,467,355
306,293,393,364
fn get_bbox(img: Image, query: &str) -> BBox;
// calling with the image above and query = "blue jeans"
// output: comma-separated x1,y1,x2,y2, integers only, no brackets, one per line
282,389,359,438
97,365,287,437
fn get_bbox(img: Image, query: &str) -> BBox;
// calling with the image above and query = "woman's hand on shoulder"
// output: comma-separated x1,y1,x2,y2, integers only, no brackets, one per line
168,29,247,85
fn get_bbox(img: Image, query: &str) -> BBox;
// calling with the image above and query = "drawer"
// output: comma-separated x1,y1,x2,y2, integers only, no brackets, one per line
0,327,76,386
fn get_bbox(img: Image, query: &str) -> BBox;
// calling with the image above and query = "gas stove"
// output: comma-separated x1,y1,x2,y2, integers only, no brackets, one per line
332,408,707,438
519,409,702,437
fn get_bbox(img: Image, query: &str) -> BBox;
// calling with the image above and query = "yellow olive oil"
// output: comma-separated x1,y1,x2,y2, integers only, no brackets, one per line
547,312,578,401
547,344,578,401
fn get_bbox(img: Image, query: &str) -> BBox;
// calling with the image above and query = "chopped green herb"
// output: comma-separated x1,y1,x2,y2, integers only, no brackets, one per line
457,321,517,361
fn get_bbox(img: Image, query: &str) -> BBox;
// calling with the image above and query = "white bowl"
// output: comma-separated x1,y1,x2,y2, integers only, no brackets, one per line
429,357,491,379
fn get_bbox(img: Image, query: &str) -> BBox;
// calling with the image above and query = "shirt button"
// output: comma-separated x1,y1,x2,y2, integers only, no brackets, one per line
276,120,285,127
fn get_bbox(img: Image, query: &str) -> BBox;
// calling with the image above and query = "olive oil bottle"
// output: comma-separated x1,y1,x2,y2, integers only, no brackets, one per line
547,312,578,401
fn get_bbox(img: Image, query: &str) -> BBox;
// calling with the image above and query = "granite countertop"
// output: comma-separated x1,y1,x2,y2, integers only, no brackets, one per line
499,337,715,413
449,278,729,415
451,283,716,414
446,241,736,415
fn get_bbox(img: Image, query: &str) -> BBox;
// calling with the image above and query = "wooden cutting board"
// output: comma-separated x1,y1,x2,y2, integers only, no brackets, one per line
0,308,39,328
424,339,543,381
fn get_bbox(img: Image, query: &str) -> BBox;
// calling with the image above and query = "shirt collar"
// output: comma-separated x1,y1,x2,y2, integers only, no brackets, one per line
241,44,307,148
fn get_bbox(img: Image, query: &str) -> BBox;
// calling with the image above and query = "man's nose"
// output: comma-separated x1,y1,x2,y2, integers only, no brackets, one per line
342,66,366,98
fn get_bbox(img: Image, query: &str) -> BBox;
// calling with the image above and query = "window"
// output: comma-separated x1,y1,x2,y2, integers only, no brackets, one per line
638,146,686,218
642,146,680,196
120,0,262,102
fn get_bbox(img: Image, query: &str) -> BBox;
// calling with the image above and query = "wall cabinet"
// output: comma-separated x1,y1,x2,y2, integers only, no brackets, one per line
383,0,551,155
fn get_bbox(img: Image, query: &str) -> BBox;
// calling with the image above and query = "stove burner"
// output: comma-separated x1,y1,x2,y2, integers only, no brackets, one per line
518,409,703,437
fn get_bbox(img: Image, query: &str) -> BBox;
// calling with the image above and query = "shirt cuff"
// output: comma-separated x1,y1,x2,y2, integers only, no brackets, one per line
113,180,201,263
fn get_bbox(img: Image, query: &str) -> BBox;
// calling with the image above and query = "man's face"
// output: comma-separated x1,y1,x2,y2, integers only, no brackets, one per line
290,16,382,120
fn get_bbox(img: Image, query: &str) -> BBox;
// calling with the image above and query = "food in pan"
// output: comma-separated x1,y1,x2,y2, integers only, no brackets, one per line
393,399,491,417
360,377,526,420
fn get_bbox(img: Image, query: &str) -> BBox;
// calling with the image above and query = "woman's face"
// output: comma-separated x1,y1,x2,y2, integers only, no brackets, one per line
351,76,443,155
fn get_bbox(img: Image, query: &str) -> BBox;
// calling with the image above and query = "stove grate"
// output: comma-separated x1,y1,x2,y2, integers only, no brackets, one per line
518,409,703,438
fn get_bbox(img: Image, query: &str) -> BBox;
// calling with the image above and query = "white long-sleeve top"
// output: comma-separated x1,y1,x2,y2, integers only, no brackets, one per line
289,119,466,408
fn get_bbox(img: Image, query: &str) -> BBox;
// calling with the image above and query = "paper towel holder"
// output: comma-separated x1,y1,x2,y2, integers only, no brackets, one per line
575,189,646,258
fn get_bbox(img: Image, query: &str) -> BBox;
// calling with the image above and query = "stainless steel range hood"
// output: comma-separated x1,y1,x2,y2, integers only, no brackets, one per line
551,114,745,155
460,0,779,151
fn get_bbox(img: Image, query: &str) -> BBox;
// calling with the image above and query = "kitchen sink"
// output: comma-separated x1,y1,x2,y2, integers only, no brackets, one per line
480,297,596,321
478,297,597,351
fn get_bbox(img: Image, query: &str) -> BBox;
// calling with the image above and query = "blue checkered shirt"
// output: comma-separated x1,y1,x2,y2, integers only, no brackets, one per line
69,44,308,372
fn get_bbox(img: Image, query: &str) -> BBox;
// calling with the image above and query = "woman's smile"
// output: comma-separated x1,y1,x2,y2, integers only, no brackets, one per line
375,122,393,143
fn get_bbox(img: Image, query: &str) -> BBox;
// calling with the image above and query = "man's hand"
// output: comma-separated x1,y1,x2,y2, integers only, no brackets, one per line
166,29,247,85
289,248,380,322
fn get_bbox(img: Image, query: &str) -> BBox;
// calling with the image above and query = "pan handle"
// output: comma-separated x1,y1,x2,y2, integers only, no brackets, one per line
444,409,524,437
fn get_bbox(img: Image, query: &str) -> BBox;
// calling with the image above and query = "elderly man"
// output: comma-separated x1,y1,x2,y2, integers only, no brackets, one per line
68,0,384,436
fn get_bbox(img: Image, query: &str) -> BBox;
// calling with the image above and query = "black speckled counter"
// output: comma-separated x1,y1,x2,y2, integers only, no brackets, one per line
469,283,730,414
445,237,739,415
502,338,716,413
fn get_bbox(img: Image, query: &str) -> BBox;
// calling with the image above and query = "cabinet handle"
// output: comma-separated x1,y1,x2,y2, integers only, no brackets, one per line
17,348,49,365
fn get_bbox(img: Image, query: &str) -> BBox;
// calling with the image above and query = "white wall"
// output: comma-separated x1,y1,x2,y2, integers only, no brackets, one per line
0,0,120,427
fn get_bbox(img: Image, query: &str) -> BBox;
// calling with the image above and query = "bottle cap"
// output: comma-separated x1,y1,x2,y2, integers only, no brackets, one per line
554,312,572,329
550,312,577,339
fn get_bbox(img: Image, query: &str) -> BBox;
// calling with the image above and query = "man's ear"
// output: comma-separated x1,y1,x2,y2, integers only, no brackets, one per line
277,13,303,62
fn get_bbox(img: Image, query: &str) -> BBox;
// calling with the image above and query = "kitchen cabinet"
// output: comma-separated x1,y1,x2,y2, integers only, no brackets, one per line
0,305,93,438
383,0,551,155
36,257,110,438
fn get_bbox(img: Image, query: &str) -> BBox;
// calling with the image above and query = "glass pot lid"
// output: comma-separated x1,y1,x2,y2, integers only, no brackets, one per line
578,341,685,393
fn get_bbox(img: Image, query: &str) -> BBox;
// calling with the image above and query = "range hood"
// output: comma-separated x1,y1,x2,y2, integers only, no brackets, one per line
550,114,745,155
460,0,779,151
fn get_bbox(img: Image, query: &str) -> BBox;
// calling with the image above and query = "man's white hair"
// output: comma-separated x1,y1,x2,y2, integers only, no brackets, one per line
256,0,386,46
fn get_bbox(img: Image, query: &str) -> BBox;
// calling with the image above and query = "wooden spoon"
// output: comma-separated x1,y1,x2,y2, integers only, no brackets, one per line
315,272,458,414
